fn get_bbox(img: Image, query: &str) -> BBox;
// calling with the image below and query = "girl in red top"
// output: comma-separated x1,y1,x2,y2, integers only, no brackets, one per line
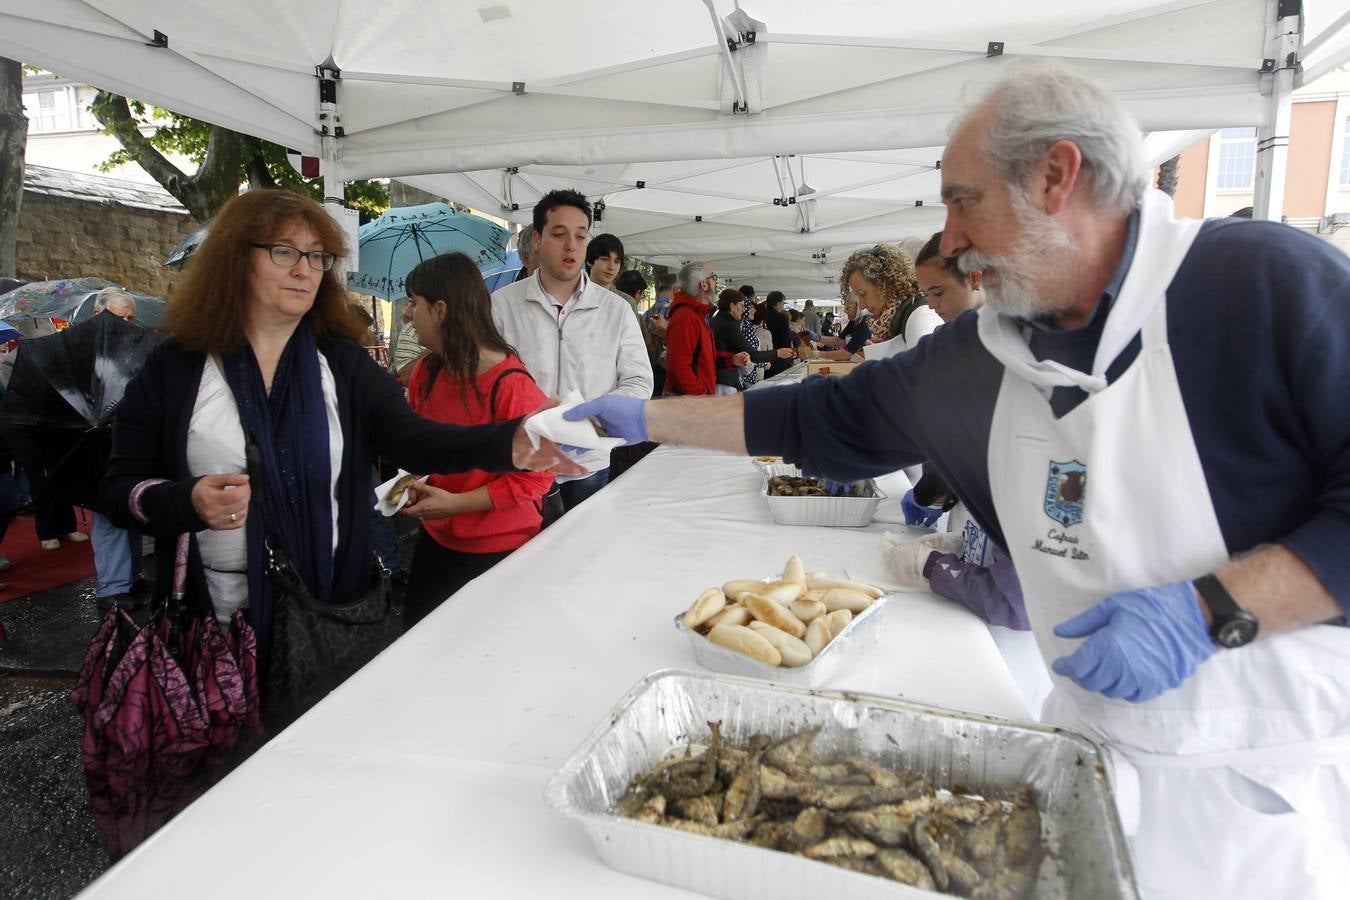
399,252,552,630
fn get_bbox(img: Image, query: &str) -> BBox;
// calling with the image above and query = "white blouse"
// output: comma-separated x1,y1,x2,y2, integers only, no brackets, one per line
186,356,343,623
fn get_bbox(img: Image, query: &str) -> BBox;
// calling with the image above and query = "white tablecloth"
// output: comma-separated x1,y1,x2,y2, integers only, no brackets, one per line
79,447,1032,899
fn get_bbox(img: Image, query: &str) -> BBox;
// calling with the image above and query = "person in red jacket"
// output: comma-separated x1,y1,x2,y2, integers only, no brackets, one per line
664,262,749,395
400,252,554,630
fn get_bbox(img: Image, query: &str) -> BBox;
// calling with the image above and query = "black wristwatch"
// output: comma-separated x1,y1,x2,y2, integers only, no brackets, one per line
1193,574,1259,649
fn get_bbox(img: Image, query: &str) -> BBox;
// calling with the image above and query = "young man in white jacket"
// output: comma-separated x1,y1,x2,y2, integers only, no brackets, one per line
491,189,653,511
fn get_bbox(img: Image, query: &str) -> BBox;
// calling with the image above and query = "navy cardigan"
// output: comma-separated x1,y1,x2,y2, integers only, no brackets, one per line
100,337,520,619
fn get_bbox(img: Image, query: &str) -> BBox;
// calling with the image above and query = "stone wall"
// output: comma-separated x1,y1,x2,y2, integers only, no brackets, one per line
13,190,198,298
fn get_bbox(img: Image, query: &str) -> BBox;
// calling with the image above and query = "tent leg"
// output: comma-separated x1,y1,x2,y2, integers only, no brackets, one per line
322,139,349,274
1253,5,1299,222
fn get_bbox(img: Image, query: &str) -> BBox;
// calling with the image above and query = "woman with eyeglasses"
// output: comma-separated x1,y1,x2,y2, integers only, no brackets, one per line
99,190,580,695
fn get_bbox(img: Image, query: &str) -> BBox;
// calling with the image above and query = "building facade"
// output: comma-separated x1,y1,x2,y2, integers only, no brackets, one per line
1169,69,1350,254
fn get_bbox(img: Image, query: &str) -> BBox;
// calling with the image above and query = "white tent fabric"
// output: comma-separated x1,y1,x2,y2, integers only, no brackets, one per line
398,131,1222,298
4,0,1345,295
2,0,1323,179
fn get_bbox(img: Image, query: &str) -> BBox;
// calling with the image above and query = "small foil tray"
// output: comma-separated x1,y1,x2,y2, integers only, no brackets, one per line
673,595,888,688
545,669,1138,900
762,463,885,527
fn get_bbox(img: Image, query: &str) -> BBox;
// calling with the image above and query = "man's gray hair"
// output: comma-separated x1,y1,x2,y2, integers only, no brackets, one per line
957,65,1147,217
92,287,136,313
677,262,707,295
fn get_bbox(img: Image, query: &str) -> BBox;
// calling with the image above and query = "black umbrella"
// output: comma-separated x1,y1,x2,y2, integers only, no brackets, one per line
0,314,162,511
164,222,210,269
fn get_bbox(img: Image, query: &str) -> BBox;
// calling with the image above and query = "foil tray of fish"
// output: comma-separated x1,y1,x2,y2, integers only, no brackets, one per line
761,464,885,527
545,670,1137,900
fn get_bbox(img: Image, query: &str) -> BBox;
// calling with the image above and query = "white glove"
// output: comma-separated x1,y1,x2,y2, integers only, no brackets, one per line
917,530,963,557
880,532,931,589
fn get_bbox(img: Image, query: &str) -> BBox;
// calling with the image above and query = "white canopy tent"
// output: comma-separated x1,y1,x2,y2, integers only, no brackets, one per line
398,133,1217,298
4,0,1348,295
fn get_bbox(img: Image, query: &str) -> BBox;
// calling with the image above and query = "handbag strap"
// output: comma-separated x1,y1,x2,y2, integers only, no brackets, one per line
486,366,534,422
243,428,388,599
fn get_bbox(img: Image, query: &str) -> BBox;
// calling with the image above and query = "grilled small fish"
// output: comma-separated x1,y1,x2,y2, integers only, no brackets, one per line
911,813,964,891
941,797,1005,824
384,473,419,505
797,782,918,811
803,835,878,859
791,807,829,845
661,721,722,800
837,808,918,848
764,727,822,773
630,793,666,824
722,736,768,822
664,815,761,840
875,847,937,889
672,793,721,826
1005,788,1042,867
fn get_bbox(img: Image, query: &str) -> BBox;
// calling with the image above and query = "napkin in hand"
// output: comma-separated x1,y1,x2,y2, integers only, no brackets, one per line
522,391,627,459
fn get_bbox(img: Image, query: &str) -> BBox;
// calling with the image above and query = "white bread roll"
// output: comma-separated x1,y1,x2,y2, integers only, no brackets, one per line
743,593,807,638
708,624,782,666
681,588,727,629
804,617,832,656
749,622,813,667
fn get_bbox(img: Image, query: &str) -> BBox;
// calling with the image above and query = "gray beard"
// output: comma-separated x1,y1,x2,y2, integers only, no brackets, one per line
956,196,1078,320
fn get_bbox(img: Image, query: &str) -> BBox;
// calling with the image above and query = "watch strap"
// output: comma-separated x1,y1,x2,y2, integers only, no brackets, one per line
1193,574,1259,648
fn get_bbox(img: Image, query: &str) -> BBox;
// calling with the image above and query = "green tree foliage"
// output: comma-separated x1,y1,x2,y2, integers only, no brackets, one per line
91,93,388,223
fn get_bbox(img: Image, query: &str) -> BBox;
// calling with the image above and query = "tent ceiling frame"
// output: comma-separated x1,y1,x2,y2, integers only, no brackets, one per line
339,45,726,135
764,32,1257,70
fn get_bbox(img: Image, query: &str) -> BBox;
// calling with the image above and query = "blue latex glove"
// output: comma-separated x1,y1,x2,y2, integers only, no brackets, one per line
900,489,944,527
824,479,854,496
562,395,649,445
1051,581,1215,703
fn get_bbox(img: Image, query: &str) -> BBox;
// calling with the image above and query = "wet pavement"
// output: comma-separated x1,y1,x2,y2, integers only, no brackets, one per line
0,671,107,900
0,518,420,899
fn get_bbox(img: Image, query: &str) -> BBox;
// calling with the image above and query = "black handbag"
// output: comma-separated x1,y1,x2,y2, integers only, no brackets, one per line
245,440,401,728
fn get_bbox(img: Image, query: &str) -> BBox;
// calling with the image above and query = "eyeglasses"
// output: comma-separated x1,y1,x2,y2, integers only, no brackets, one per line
250,243,337,272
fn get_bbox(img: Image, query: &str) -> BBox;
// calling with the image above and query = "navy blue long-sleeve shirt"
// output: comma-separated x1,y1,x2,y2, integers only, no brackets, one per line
745,217,1350,612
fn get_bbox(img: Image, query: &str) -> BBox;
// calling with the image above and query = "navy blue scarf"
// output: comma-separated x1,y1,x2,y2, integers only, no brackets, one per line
223,323,334,655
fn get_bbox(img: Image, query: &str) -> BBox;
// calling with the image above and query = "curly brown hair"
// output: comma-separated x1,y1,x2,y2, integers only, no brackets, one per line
838,243,919,304
166,189,365,354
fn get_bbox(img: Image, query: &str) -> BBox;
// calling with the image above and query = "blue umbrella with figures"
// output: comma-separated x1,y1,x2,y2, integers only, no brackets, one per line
347,203,510,300
482,250,523,293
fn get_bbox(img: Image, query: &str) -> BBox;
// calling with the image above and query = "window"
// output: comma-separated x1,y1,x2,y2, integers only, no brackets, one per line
22,85,90,134
1341,117,1350,186
1216,127,1257,191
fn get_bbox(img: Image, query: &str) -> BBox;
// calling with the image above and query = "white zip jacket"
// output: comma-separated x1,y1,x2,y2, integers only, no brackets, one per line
491,271,653,473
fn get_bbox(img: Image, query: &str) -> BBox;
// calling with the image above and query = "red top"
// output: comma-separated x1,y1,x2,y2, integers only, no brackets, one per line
407,355,553,553
663,291,735,396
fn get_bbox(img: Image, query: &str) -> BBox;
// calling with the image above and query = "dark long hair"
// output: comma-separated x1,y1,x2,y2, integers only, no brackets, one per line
404,253,517,410
167,189,365,353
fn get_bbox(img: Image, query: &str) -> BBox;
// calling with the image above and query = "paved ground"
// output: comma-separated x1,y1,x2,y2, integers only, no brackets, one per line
0,518,420,899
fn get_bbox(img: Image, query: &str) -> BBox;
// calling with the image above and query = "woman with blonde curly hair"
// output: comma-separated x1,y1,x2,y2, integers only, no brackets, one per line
837,243,942,348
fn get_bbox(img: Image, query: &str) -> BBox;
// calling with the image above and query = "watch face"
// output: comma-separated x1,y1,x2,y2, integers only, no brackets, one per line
1217,618,1258,649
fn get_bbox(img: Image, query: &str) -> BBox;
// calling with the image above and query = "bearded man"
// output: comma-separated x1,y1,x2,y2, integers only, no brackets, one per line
565,64,1350,899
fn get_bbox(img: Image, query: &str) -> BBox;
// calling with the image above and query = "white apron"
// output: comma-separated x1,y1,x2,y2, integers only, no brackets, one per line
980,190,1350,899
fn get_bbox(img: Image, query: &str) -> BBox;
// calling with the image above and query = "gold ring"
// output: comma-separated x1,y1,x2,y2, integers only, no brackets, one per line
229,512,238,523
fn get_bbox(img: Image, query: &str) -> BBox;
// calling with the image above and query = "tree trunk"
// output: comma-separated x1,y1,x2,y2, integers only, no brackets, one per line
0,58,27,278
244,138,278,190
90,91,245,221
1157,155,1180,197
